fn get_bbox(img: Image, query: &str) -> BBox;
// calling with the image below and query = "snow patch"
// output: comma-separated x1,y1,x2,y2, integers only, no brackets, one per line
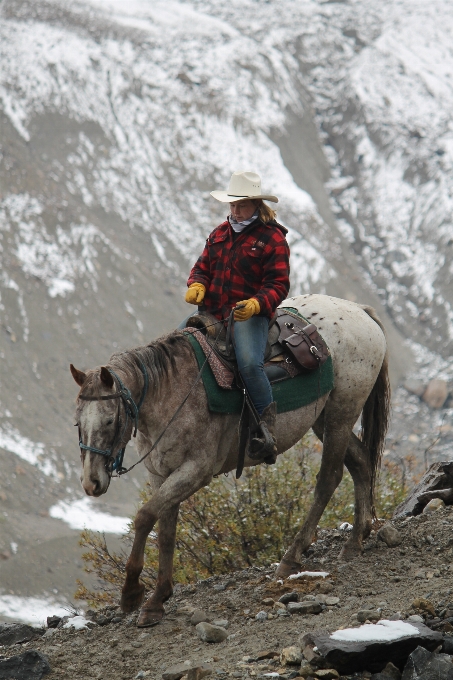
287,571,329,581
331,620,420,643
0,425,57,478
49,497,130,534
0,595,69,626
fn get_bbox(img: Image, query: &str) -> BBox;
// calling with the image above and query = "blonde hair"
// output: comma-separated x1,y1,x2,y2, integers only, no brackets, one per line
253,199,277,223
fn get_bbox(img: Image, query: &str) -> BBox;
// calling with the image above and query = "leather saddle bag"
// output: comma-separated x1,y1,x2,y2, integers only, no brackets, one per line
275,311,330,371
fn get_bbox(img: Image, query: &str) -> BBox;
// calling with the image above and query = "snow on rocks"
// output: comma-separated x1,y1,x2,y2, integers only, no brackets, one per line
62,615,92,630
310,621,443,674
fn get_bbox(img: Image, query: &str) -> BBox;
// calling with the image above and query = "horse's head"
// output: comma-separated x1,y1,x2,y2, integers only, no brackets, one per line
70,363,130,497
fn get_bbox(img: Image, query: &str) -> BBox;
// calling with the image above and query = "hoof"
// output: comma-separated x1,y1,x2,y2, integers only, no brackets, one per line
274,558,302,579
120,582,145,613
338,541,362,562
137,606,164,628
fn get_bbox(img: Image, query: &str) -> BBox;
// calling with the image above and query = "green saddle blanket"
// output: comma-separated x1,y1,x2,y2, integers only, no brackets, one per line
185,322,334,415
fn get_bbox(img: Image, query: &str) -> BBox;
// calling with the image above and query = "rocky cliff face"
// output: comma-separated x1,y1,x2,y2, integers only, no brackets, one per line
0,0,452,603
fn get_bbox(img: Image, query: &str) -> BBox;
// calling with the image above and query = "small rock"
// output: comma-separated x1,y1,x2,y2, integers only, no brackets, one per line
317,581,334,595
0,650,50,680
373,661,401,680
389,612,403,621
111,616,123,624
262,598,275,606
135,672,150,679
191,610,210,626
163,662,213,680
300,662,317,678
256,651,279,660
46,616,61,629
287,601,322,615
423,498,445,514
273,602,286,611
443,635,453,654
325,597,340,607
255,611,268,621
422,379,448,409
195,622,229,643
377,524,402,548
210,619,229,629
407,615,424,623
357,610,380,622
280,646,302,666
412,598,435,616
278,592,299,604
314,671,339,680
403,379,425,397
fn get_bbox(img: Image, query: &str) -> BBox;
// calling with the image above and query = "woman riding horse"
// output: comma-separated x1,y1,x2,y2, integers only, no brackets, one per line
184,170,290,460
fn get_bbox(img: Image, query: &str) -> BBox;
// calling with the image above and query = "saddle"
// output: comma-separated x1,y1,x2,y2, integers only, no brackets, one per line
184,307,330,385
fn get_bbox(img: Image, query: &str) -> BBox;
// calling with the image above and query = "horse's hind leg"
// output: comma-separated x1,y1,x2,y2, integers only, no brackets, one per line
340,433,373,561
275,407,352,578
312,412,373,560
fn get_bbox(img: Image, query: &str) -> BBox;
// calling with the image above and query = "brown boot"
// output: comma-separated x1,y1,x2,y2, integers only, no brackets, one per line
248,402,278,464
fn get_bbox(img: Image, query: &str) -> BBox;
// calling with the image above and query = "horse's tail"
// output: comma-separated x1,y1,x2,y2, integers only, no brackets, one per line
360,305,391,516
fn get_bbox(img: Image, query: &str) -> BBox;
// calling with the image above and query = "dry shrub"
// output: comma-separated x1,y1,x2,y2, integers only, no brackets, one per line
75,439,415,607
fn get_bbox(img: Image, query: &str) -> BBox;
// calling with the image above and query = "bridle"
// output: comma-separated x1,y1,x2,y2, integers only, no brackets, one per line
78,358,149,475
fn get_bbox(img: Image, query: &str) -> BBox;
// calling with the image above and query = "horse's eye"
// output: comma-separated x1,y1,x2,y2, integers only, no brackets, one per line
106,418,114,425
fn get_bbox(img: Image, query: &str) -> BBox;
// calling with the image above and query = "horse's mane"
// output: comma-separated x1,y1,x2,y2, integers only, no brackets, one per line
78,331,191,400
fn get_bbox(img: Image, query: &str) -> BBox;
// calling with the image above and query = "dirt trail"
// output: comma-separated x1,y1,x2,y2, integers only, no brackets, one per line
2,504,453,679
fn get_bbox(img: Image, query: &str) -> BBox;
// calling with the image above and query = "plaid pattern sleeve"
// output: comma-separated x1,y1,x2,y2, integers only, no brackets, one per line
187,219,290,320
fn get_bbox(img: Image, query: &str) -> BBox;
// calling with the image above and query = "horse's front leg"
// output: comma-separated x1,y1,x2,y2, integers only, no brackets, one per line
121,498,158,613
136,503,179,627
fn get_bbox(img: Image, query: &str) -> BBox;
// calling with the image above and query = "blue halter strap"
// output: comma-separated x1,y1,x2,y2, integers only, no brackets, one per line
79,357,149,473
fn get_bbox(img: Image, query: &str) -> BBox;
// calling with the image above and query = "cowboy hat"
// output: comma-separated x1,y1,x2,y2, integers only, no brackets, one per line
210,171,278,203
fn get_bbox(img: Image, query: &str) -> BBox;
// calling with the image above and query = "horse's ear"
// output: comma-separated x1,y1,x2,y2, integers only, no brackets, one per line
100,366,114,389
70,364,87,387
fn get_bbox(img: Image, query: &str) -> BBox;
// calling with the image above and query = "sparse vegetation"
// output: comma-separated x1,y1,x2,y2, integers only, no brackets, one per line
75,438,417,607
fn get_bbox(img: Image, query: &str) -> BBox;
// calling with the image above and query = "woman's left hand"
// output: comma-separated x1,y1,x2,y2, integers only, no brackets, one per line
234,298,260,321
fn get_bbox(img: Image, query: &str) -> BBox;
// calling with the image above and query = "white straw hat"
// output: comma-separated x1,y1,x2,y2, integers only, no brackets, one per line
210,171,278,203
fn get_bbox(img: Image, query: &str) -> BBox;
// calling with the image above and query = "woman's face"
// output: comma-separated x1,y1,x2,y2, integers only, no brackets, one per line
229,199,256,222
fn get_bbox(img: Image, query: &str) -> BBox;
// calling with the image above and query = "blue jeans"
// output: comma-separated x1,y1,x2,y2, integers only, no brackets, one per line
178,314,273,415
232,316,273,415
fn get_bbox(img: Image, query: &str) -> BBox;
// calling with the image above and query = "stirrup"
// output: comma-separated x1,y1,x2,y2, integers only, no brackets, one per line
248,422,276,460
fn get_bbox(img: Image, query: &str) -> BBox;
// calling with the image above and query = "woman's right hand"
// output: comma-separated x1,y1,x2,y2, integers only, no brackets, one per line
185,283,206,305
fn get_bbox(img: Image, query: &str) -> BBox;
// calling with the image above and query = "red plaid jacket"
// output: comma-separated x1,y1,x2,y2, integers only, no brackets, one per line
187,217,290,320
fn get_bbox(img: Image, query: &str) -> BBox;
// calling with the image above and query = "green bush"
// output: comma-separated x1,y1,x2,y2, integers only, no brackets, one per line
75,439,414,607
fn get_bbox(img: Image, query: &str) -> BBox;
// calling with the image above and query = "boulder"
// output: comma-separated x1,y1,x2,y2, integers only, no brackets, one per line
422,380,448,409
195,622,228,643
0,650,50,679
401,645,453,679
393,462,453,518
377,524,402,547
0,623,43,646
310,620,442,674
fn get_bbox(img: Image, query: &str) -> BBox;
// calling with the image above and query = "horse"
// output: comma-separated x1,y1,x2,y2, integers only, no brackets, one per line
70,294,390,628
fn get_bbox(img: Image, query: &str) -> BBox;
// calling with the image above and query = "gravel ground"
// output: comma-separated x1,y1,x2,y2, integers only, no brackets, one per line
3,504,453,679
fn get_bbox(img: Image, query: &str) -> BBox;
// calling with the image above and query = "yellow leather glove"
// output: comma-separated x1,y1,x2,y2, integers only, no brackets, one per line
234,298,260,321
185,282,206,305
